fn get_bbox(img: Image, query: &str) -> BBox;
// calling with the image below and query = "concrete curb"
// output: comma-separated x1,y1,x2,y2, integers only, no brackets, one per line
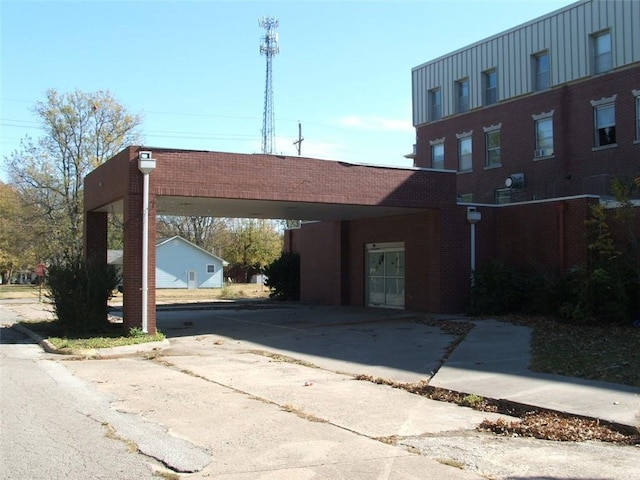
12,323,170,357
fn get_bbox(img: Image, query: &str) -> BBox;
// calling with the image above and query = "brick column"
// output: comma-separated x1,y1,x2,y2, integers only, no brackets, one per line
122,172,157,334
84,211,109,323
84,211,108,263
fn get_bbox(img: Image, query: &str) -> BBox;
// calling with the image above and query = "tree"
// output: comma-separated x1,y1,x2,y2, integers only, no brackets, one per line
4,89,142,261
223,219,283,282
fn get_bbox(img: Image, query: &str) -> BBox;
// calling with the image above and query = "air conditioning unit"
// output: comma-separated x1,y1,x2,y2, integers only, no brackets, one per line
533,149,546,158
505,173,525,189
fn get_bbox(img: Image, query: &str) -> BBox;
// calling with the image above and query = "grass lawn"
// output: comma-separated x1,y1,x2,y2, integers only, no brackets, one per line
529,318,640,387
0,284,42,299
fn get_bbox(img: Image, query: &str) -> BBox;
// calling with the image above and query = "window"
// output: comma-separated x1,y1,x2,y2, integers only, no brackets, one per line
484,70,497,105
533,52,550,91
429,88,441,121
456,79,469,114
592,31,612,74
484,128,501,167
458,193,473,203
458,135,472,172
206,264,216,274
495,188,512,204
594,103,616,147
431,142,444,169
533,111,554,157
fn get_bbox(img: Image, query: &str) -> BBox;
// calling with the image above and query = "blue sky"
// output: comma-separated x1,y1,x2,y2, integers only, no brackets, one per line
1,0,575,182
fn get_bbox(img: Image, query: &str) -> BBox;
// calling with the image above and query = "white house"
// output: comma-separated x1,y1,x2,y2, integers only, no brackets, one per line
109,236,228,289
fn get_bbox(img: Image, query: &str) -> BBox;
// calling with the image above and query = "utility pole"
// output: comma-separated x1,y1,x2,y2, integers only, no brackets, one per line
259,17,279,154
293,121,304,156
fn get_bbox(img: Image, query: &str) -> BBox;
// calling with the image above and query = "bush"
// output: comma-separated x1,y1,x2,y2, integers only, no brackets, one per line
555,262,637,325
46,257,119,335
467,260,543,316
264,252,300,301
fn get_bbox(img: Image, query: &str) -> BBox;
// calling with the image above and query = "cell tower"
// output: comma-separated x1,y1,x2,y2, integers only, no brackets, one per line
259,16,279,154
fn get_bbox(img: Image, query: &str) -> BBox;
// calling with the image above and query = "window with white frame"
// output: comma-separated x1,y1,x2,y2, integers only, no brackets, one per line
532,110,554,158
592,30,612,74
484,125,501,167
207,264,216,274
457,133,472,172
533,51,550,91
456,79,469,114
430,138,445,169
429,88,441,121
484,69,497,106
591,95,617,147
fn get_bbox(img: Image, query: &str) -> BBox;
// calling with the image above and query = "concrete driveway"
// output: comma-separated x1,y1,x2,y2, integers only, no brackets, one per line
3,301,640,479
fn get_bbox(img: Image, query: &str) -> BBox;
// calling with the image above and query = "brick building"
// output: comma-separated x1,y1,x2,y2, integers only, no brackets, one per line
410,0,639,204
288,0,639,312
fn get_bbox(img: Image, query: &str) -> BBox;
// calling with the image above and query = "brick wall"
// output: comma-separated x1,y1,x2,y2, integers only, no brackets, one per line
415,64,640,204
297,221,343,305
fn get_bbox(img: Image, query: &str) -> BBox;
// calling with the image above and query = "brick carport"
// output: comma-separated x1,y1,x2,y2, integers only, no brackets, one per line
84,146,457,335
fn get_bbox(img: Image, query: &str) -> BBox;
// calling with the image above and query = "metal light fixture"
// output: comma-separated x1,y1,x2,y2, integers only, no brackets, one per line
467,207,482,286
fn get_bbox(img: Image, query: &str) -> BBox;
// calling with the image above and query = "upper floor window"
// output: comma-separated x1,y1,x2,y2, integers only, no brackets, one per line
591,95,617,148
429,88,442,121
483,70,497,106
533,51,550,91
484,124,501,167
456,79,469,114
532,110,554,158
430,139,445,169
457,133,472,172
592,30,612,74
594,103,616,147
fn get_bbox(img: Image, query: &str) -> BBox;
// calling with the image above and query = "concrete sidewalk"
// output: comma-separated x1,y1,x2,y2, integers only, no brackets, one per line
430,319,640,428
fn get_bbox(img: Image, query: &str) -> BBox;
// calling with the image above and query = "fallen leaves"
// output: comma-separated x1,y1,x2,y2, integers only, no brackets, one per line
479,412,639,444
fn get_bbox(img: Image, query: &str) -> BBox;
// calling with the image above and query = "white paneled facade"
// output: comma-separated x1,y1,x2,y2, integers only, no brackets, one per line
412,0,640,126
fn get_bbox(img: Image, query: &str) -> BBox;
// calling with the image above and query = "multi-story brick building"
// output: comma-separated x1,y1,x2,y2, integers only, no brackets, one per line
410,0,640,204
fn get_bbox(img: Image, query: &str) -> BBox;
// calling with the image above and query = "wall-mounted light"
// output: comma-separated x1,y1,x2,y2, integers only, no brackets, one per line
467,206,482,287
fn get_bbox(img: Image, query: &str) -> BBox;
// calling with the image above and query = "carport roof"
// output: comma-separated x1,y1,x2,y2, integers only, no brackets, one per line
85,146,456,221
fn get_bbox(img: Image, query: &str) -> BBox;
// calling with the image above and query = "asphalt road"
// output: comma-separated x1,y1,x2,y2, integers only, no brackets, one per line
0,325,173,480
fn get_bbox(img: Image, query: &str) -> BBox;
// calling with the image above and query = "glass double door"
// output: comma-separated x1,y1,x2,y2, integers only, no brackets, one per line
366,243,405,308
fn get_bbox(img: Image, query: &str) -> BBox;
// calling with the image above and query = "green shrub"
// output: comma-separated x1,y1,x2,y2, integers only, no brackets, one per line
555,262,637,325
467,260,542,316
264,252,300,301
46,257,119,335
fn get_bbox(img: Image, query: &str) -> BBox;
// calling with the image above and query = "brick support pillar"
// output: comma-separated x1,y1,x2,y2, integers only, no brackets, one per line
122,173,157,334
84,211,108,264
340,221,350,305
84,211,109,323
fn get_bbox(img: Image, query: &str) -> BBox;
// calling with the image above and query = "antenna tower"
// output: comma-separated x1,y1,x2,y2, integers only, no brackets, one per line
259,16,279,154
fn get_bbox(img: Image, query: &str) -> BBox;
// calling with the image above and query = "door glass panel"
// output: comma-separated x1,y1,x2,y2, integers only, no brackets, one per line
368,277,385,305
368,252,385,276
385,251,405,277
385,278,405,307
